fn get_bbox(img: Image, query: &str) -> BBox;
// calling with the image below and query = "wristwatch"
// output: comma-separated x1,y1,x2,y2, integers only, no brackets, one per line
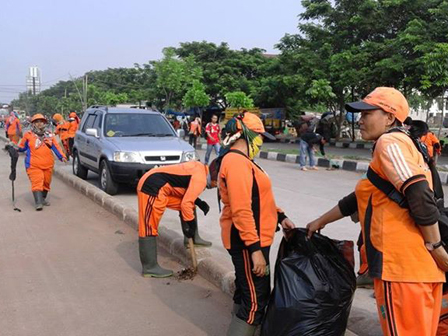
425,240,446,251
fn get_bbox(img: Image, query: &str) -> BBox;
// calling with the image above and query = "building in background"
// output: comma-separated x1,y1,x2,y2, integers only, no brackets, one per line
26,66,41,95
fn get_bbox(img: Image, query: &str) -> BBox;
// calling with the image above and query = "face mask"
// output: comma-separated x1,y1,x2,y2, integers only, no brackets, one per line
248,135,263,159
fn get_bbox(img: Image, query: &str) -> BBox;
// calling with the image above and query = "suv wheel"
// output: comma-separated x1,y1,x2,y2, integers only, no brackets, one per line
73,150,88,179
99,160,119,195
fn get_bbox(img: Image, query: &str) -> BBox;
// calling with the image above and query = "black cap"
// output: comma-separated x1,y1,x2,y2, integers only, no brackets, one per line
345,101,379,112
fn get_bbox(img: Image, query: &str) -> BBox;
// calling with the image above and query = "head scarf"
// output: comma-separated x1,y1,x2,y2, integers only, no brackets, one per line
221,113,263,160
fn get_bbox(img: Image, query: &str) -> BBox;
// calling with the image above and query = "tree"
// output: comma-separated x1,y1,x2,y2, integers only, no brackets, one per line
183,80,210,117
225,91,254,111
421,43,448,136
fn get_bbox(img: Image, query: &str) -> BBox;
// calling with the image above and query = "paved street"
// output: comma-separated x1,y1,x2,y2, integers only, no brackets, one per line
0,150,231,336
60,148,382,335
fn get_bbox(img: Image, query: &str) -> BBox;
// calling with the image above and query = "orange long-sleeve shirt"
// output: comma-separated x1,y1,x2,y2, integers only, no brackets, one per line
55,121,70,141
6,116,21,136
219,150,284,252
421,132,441,158
67,119,79,138
137,161,209,221
18,131,66,170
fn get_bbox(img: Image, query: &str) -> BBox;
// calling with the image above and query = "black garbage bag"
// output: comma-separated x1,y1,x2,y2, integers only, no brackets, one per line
6,144,19,181
261,228,356,336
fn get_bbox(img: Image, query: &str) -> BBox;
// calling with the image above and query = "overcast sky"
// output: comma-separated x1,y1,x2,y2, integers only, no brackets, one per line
0,0,303,103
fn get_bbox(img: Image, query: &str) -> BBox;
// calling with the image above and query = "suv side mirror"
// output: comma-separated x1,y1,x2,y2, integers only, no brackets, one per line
86,128,99,138
177,129,185,138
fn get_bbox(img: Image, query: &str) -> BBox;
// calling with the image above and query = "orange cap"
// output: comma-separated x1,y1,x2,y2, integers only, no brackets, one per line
52,113,63,122
345,87,409,123
69,112,77,118
31,114,47,123
237,112,275,140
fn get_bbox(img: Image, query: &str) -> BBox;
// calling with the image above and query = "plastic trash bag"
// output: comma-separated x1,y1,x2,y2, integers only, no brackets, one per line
261,228,356,336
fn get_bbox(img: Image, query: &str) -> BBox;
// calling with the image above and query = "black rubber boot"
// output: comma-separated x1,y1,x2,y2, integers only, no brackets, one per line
182,212,212,247
139,237,173,278
226,315,256,336
33,191,43,211
42,190,50,206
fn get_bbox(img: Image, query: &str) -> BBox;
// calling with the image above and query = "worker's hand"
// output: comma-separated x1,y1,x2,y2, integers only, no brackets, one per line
430,247,448,272
306,219,326,239
251,250,267,277
195,198,210,216
62,157,68,164
181,219,195,239
281,218,295,233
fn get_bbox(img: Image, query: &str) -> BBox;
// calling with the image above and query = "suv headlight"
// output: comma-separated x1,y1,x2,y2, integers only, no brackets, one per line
113,151,143,163
182,151,197,162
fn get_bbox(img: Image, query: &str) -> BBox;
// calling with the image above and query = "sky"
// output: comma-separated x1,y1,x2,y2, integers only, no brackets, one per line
0,0,303,103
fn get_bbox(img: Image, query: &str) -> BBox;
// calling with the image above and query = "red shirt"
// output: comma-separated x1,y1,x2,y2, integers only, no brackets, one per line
206,122,220,145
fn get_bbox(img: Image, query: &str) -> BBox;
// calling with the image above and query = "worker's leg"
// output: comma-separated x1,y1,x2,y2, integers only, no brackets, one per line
437,291,448,336
228,247,271,327
27,167,45,211
41,168,53,206
137,190,172,277
374,279,443,336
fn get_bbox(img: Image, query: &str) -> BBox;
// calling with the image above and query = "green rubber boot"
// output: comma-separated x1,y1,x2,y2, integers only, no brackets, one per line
182,212,212,247
42,190,50,206
226,315,256,336
139,237,173,278
33,191,44,211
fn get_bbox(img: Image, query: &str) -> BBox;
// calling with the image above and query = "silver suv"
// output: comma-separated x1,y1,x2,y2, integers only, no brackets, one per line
72,106,197,195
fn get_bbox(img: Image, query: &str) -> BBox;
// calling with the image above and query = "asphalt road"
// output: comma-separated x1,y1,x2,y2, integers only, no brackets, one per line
0,151,232,336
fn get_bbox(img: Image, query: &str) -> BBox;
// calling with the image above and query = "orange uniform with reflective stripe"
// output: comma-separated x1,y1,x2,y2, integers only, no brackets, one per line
421,132,441,158
219,151,281,251
355,131,444,283
136,161,208,237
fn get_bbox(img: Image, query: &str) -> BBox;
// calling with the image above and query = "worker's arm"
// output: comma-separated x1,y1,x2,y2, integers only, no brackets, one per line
306,192,357,238
16,133,29,152
49,136,67,161
180,172,207,222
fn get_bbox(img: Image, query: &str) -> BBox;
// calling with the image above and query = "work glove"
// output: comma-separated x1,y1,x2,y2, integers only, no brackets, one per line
195,198,210,216
181,219,196,239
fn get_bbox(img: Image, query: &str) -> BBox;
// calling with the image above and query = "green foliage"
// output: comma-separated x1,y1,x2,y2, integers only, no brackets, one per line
183,80,210,109
225,91,254,109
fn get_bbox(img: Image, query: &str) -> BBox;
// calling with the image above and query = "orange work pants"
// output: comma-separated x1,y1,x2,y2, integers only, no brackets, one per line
137,190,182,237
374,279,442,336
437,292,448,336
27,167,53,192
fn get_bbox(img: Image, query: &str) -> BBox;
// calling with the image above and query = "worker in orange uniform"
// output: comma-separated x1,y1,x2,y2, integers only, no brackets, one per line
218,112,295,336
188,117,201,149
52,113,71,157
136,160,217,278
307,87,448,336
16,114,67,210
67,111,80,157
5,111,22,144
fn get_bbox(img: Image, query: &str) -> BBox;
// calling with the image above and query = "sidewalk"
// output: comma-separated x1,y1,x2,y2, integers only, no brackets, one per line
0,149,232,336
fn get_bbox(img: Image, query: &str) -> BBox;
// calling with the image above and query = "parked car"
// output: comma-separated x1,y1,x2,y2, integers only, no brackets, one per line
72,106,198,195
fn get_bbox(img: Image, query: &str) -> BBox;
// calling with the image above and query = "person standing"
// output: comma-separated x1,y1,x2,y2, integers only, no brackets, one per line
16,114,67,210
67,111,80,157
5,111,22,144
52,113,71,157
188,117,201,149
136,160,217,278
204,114,221,165
218,112,295,335
307,87,447,336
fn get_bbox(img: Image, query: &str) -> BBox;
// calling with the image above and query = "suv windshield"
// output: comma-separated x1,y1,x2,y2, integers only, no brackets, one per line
104,113,176,137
